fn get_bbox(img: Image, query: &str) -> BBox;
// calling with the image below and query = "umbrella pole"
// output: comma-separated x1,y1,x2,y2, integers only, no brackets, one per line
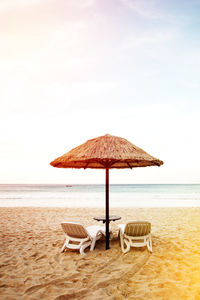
105,168,109,250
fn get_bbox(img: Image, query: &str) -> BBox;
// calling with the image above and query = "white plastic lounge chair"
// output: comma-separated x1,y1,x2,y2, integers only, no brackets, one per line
118,221,152,254
61,222,112,255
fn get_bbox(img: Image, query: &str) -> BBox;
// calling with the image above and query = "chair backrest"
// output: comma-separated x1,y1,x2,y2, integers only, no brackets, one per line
124,222,151,237
61,222,89,239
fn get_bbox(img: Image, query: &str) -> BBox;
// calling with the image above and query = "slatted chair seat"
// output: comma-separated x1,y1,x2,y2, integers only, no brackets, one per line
118,221,152,254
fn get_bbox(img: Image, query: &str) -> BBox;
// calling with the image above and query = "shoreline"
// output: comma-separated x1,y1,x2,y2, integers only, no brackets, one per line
0,207,200,299
0,204,200,208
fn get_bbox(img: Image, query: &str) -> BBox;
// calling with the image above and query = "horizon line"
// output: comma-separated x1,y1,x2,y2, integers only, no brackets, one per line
0,183,200,185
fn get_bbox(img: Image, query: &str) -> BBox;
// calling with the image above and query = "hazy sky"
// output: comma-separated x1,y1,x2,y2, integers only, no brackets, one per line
1,0,200,184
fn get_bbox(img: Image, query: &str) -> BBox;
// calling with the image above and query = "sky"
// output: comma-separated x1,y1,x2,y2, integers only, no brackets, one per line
0,0,200,184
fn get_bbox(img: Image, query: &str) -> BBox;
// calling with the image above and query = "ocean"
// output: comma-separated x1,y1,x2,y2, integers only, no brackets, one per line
0,184,199,208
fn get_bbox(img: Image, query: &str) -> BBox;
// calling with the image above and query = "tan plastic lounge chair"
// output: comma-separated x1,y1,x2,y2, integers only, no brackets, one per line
118,221,152,254
61,222,113,255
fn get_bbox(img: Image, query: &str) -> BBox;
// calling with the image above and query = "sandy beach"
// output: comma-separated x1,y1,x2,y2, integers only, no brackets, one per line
0,207,200,300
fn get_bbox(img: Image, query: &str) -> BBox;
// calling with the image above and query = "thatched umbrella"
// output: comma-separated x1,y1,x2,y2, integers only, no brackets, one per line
50,134,163,250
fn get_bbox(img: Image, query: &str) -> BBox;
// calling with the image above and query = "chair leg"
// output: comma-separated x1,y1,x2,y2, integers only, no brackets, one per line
80,241,92,255
147,235,153,253
61,244,66,253
61,238,68,253
120,234,130,253
123,239,130,253
90,238,97,251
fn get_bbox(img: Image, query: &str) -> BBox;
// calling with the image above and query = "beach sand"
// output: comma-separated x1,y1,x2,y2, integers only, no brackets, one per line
0,207,200,300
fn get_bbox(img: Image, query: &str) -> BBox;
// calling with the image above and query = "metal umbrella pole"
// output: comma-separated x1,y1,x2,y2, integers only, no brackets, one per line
105,168,109,249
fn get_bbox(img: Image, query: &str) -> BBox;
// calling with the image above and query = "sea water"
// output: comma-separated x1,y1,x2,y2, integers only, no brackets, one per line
0,184,199,207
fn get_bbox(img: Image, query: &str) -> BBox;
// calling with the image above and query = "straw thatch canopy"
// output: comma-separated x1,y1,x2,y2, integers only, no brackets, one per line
50,134,163,169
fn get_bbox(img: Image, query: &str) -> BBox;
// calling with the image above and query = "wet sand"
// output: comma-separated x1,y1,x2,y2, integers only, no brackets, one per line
0,207,200,299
